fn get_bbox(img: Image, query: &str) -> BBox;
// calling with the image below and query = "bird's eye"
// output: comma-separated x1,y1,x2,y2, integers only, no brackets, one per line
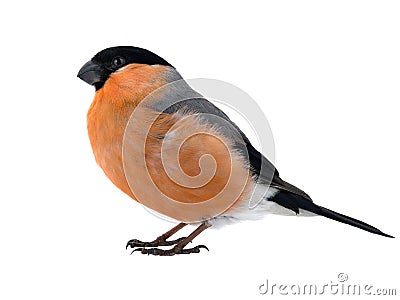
112,56,126,68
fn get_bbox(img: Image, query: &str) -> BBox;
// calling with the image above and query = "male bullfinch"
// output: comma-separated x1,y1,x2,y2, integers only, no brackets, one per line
77,46,393,256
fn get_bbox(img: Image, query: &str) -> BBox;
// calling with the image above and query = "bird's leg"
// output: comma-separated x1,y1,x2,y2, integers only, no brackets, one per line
126,222,187,249
132,222,211,256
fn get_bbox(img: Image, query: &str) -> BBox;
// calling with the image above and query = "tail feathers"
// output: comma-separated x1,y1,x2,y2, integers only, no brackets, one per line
271,191,394,238
309,205,394,238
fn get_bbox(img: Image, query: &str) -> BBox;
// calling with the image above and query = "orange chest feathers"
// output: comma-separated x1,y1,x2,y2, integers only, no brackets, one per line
86,64,252,222
86,64,170,199
87,93,137,198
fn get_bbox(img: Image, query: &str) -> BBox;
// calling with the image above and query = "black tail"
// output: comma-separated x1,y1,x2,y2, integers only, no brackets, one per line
271,191,394,238
309,205,394,238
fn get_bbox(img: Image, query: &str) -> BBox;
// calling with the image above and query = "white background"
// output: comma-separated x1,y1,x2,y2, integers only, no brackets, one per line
1,1,399,299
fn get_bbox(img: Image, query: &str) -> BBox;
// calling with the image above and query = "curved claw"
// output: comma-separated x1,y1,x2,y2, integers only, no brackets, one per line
179,244,209,254
131,248,145,255
126,239,142,250
197,245,209,252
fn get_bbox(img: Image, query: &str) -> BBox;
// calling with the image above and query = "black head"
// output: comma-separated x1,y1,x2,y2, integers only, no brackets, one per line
77,46,173,90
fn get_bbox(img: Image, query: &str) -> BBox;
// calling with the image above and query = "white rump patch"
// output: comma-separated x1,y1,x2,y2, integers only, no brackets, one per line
209,184,316,228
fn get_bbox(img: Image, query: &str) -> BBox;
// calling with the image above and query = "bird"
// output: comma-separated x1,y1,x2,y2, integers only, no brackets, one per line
77,46,394,256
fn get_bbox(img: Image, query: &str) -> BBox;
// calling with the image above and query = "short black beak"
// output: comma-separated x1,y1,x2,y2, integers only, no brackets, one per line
77,60,108,89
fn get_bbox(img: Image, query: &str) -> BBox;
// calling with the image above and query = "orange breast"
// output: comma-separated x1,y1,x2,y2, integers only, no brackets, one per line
87,64,169,199
87,64,253,222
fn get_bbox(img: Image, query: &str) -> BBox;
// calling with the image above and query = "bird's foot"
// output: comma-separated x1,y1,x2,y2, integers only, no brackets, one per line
125,236,186,250
131,245,209,256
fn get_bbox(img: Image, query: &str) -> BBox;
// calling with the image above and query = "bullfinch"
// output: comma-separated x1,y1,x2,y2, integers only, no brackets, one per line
77,46,393,256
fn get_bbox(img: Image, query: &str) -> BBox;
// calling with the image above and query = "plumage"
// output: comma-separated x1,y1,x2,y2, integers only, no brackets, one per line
78,46,394,256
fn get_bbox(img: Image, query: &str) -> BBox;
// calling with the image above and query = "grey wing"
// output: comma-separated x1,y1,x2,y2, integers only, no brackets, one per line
151,85,278,185
148,80,312,202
